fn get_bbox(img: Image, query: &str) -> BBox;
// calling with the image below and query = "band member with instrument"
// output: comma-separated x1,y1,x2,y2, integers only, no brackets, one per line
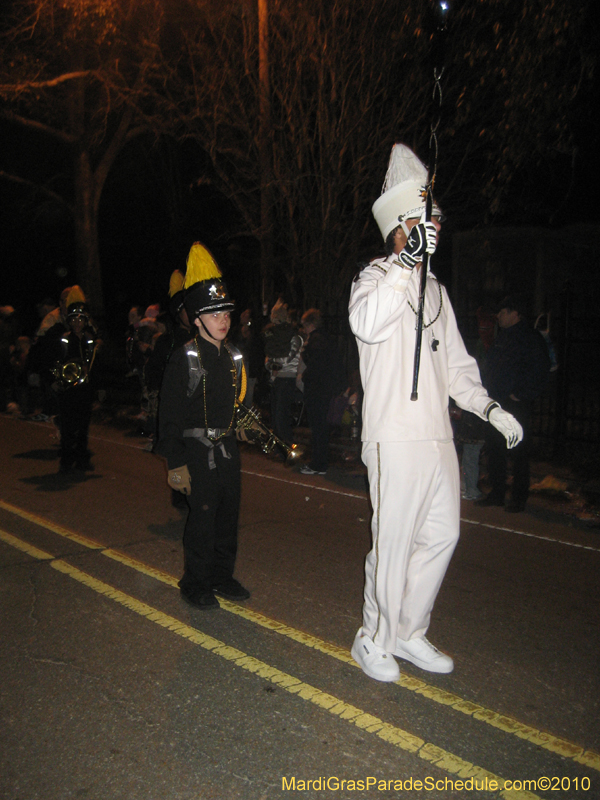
348,145,523,682
46,286,98,474
155,243,251,611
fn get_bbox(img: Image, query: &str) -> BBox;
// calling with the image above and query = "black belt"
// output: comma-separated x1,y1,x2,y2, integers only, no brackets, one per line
183,428,233,469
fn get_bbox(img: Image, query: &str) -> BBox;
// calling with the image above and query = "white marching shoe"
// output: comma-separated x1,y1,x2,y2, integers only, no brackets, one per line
351,629,400,682
393,636,454,674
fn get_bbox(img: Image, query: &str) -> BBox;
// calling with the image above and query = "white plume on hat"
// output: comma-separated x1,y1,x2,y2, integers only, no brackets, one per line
372,143,441,241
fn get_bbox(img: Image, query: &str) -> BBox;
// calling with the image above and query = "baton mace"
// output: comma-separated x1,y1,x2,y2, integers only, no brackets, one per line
410,1,450,401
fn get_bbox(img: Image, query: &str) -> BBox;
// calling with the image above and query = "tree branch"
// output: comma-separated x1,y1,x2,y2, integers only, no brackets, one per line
0,109,77,145
0,71,92,93
0,170,73,215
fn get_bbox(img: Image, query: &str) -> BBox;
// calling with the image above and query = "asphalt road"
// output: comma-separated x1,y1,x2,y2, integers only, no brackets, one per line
1,414,599,800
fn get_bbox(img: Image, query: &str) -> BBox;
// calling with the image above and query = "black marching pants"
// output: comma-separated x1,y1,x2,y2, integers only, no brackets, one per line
57,384,93,469
179,436,241,595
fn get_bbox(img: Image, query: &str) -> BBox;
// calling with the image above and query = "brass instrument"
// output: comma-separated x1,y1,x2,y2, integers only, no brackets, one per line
235,403,305,464
51,341,98,390
51,359,88,389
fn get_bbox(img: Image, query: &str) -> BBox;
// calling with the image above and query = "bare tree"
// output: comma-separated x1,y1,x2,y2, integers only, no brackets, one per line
0,0,170,316
1,0,594,317
170,0,593,312
166,0,431,310
442,0,595,223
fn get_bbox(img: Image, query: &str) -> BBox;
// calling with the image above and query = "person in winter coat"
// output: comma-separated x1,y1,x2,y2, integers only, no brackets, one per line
262,299,303,446
298,309,345,475
477,294,550,512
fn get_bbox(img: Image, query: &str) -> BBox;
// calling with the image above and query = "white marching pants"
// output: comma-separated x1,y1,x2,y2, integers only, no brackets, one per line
361,440,460,652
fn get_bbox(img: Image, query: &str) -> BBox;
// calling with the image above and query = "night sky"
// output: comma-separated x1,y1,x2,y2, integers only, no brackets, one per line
1,68,599,337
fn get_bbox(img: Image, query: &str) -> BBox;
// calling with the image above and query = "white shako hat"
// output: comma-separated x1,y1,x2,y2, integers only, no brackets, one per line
372,143,442,241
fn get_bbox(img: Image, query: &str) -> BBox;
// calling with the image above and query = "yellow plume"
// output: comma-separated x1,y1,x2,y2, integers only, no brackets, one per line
65,285,86,307
184,243,221,289
168,269,185,298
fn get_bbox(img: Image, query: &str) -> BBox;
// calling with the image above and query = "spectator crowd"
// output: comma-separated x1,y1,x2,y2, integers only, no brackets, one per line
1,264,552,492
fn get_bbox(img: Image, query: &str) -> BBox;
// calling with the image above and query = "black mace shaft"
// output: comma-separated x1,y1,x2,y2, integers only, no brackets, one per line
410,1,449,401
410,190,434,401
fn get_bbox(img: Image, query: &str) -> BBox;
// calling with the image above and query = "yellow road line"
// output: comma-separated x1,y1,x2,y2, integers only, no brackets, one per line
0,500,103,550
0,528,54,561
0,528,542,800
2,499,599,774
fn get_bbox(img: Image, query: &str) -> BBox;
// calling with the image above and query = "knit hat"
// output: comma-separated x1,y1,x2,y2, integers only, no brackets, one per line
372,144,442,241
270,297,290,324
183,242,234,320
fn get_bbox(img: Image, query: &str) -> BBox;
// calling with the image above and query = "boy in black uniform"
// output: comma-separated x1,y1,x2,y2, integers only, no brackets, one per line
156,244,249,610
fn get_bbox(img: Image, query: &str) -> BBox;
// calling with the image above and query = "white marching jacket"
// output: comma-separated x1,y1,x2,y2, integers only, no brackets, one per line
349,255,493,443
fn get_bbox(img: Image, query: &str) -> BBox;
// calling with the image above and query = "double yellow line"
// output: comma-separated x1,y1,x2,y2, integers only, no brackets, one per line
1,499,598,798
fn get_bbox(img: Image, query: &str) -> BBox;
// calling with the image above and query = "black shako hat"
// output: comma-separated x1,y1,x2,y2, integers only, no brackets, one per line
182,243,235,320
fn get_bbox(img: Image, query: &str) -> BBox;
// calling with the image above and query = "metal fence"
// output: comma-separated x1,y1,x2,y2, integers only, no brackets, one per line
458,284,599,463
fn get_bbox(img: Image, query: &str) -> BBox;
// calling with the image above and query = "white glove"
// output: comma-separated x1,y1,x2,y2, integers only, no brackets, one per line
398,220,438,269
488,407,523,449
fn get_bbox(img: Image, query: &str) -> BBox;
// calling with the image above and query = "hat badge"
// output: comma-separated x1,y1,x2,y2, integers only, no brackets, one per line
208,283,226,301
